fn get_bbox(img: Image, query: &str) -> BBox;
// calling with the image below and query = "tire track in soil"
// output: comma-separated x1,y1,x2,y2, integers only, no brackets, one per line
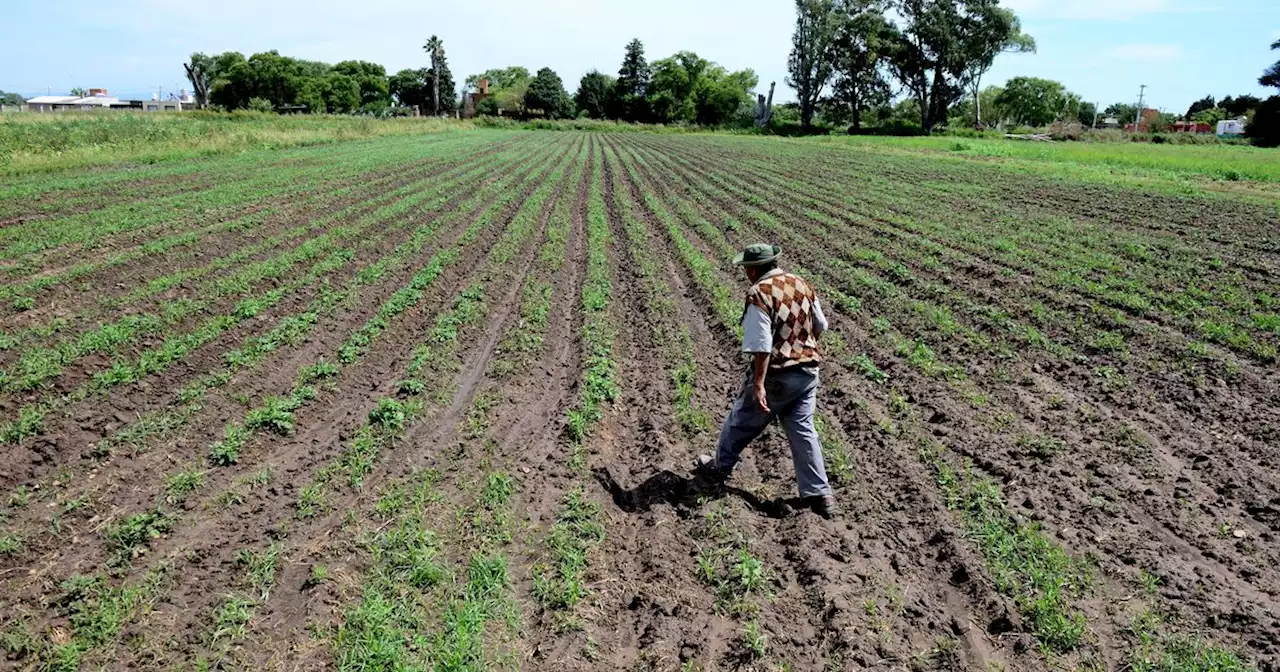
0,143,567,623
205,136,589,671
0,141,553,500
626,135,1279,666
91,140,578,670
606,134,1026,670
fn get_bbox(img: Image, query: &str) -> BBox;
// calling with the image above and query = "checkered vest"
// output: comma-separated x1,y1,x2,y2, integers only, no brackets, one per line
745,270,821,369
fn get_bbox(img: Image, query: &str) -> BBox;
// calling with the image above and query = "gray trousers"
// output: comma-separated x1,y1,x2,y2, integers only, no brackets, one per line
714,366,833,498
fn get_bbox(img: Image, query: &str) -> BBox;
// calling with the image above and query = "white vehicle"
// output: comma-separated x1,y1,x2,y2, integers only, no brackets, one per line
1216,119,1245,137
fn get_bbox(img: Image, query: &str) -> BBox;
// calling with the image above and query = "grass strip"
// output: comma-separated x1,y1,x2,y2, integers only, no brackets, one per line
918,439,1090,654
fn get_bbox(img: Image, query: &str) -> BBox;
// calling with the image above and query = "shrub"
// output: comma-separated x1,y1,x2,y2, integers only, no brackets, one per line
247,97,275,113
245,396,299,436
1246,95,1280,148
367,398,407,431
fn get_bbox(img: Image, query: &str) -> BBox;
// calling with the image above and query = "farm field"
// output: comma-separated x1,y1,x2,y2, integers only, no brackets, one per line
0,129,1277,671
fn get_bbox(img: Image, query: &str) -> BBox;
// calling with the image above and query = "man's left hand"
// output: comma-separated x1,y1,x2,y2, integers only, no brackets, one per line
753,383,771,414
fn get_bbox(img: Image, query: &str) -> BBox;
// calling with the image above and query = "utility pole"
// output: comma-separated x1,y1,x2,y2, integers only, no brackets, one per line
1134,84,1147,129
1093,101,1101,129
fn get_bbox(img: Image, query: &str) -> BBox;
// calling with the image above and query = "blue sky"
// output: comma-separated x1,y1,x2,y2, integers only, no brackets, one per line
2,0,1277,114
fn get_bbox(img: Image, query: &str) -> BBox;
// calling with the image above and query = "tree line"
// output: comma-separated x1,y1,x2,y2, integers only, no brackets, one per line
177,16,1279,145
183,38,455,115
466,40,757,126
182,37,757,126
783,0,1279,144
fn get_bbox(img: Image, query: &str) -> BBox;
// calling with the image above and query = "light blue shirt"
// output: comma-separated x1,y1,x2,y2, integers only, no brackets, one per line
742,269,828,354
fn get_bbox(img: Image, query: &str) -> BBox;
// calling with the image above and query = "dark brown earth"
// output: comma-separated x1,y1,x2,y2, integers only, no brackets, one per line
2,131,1276,671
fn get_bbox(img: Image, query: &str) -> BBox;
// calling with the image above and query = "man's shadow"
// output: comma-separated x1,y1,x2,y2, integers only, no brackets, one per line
593,467,807,519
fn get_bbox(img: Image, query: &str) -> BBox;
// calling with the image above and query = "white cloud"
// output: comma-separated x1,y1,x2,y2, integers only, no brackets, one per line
1002,0,1216,20
1108,43,1182,62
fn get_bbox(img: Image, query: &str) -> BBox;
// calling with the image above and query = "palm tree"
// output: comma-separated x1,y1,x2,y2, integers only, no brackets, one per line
423,35,444,115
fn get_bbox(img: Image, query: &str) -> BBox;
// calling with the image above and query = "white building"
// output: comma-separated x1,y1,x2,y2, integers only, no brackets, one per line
25,91,191,113
25,94,120,112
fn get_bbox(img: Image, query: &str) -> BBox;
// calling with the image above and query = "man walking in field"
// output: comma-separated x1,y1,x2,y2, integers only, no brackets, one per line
698,244,839,519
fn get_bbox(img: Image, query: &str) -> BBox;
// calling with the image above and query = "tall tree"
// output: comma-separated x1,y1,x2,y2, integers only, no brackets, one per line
525,67,574,119
647,51,755,126
575,70,615,119
424,35,445,115
333,60,390,108
70,87,88,97
389,68,429,111
1185,94,1215,119
1220,94,1260,117
650,51,708,122
885,0,1027,131
994,76,1065,127
1103,102,1137,123
957,2,1033,126
1248,40,1280,147
1075,100,1097,127
614,39,652,122
787,0,844,129
1260,39,1280,89
184,53,216,107
830,3,895,131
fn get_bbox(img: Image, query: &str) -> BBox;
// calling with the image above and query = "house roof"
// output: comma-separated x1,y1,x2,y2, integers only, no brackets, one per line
26,95,119,105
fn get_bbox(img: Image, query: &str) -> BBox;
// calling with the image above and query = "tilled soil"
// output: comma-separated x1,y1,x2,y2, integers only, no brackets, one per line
1,130,1276,672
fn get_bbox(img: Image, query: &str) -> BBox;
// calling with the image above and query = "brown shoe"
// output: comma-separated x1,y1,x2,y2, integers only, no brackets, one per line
694,454,729,482
813,495,840,519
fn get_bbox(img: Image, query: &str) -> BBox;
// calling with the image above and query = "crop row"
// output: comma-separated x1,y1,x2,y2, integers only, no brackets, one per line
0,132,514,324
0,139,557,447
607,135,1108,657
0,133,508,265
327,140,587,671
653,137,1277,363
0,132,481,220
614,134,1265,666
170,139,574,667
0,139,572,669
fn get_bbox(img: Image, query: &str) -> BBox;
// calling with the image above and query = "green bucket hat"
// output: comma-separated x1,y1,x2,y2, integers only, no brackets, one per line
733,243,781,267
